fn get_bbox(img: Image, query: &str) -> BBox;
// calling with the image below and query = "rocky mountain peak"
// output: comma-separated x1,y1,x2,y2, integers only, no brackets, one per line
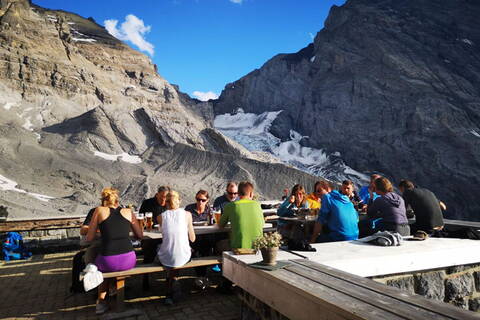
214,0,480,220
0,1,318,219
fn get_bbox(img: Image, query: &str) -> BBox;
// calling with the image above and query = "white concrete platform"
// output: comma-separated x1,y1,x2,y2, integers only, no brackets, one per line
226,238,480,278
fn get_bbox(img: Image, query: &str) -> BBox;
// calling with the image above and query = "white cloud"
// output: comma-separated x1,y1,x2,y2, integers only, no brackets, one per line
192,91,219,101
230,0,243,4
309,32,315,40
104,14,154,56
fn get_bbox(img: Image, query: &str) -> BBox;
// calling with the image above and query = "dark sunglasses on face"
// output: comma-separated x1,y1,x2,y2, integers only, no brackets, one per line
196,198,208,202
227,192,238,196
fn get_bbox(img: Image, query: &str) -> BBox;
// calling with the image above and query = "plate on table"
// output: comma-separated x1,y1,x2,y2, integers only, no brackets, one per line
193,221,209,226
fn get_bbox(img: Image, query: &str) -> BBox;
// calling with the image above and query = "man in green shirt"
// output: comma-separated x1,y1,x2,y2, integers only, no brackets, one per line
219,181,264,249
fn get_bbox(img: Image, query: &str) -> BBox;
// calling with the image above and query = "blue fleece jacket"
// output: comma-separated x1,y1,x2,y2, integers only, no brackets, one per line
317,190,359,241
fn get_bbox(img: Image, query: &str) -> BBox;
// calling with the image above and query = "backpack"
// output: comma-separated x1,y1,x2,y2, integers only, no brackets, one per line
2,232,32,261
70,250,86,293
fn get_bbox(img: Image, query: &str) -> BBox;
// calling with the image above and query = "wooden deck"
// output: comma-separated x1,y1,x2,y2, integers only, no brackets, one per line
223,250,480,320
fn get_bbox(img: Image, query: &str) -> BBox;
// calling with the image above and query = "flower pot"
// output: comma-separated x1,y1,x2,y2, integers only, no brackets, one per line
260,247,278,266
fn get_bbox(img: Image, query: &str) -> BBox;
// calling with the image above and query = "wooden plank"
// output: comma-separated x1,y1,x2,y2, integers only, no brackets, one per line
223,255,406,320
292,260,480,320
284,262,450,320
444,219,480,229
103,256,221,278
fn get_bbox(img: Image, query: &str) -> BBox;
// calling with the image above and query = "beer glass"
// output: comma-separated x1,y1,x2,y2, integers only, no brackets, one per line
136,213,145,230
145,212,153,231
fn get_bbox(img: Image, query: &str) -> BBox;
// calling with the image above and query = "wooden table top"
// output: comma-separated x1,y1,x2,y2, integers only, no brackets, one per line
142,223,275,239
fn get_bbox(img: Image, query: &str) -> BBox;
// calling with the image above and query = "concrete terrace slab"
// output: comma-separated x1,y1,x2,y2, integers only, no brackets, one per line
225,238,480,278
0,251,241,320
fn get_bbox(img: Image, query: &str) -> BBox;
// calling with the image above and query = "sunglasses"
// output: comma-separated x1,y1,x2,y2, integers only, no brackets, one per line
196,198,208,202
227,192,238,196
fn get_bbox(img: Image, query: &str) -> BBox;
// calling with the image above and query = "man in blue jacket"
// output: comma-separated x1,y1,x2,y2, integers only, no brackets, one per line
310,182,359,243
358,174,381,207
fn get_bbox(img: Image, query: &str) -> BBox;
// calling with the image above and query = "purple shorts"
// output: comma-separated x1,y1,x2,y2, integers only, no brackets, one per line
95,251,136,272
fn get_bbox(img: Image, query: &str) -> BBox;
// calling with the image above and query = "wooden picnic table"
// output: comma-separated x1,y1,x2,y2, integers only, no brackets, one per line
223,245,480,320
141,223,275,239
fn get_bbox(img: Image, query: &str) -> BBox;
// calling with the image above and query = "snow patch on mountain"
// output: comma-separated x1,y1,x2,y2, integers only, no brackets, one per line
470,130,480,138
214,109,369,184
93,151,142,164
0,174,54,202
3,102,16,110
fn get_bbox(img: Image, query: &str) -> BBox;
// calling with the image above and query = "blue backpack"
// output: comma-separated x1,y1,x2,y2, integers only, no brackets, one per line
2,232,32,261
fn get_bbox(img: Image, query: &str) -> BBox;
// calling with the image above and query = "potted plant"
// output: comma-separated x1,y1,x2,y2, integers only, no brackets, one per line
253,232,282,266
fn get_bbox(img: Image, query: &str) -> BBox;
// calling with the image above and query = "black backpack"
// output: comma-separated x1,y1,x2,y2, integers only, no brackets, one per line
70,251,86,293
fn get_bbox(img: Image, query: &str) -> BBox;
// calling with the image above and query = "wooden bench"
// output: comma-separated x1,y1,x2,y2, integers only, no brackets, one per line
102,256,222,309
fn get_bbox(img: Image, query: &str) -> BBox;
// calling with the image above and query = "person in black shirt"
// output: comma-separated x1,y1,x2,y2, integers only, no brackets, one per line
398,179,445,234
139,186,170,264
185,190,212,223
185,190,213,289
139,186,170,222
212,182,238,212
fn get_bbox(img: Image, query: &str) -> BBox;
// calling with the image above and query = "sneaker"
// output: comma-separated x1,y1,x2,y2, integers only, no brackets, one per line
194,277,209,290
95,302,108,315
211,264,221,273
164,297,174,306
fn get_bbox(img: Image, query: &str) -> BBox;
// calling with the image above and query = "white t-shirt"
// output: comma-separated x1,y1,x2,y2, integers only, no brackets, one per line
157,208,191,268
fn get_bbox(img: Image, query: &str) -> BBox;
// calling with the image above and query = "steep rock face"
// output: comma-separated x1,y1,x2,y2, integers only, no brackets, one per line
0,0,319,219
0,0,208,152
214,0,480,220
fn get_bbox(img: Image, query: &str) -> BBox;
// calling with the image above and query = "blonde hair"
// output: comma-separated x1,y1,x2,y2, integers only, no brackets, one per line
166,190,180,210
101,187,119,207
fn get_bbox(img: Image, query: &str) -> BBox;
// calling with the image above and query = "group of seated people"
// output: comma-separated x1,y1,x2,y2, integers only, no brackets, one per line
277,174,446,245
82,174,445,314
82,181,263,314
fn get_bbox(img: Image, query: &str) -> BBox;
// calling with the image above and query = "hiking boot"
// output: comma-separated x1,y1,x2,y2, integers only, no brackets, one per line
194,277,209,290
95,302,108,315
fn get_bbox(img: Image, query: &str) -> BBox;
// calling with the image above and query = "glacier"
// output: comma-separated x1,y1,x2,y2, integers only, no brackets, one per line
214,109,370,186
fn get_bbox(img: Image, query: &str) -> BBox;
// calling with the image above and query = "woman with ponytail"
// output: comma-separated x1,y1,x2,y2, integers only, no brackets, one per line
87,187,143,314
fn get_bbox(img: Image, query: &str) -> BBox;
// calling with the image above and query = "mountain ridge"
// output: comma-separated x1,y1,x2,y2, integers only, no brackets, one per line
0,0,319,219
214,0,480,220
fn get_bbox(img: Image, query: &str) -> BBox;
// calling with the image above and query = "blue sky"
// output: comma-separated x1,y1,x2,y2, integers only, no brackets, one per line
34,0,346,100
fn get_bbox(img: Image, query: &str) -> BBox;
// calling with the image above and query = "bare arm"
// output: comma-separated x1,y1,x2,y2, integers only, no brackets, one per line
86,208,100,242
80,225,89,236
157,214,162,227
310,222,323,244
186,211,196,242
128,209,143,239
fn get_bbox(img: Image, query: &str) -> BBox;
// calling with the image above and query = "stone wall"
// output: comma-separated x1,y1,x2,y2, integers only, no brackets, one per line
1,228,81,253
373,264,480,312
238,290,289,320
